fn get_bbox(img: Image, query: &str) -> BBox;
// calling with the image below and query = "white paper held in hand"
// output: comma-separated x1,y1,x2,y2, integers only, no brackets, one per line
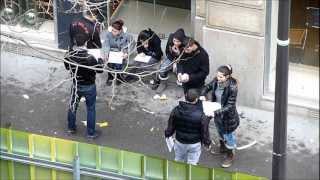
134,54,151,63
108,51,123,64
87,49,102,60
165,136,174,152
202,101,221,117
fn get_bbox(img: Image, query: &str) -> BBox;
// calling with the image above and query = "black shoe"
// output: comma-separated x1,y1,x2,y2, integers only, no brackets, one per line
221,149,235,168
87,131,101,139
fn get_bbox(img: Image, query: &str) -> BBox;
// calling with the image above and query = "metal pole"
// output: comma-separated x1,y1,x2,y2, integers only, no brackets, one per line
272,0,291,180
73,156,80,180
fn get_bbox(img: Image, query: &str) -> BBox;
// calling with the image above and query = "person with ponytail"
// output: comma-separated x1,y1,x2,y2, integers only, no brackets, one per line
200,65,239,168
101,19,133,85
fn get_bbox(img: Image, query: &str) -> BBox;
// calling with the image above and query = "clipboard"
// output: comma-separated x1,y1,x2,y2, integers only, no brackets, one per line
108,51,123,64
202,101,221,117
134,54,151,63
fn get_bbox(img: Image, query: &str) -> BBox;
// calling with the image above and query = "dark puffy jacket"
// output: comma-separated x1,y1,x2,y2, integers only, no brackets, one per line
69,17,102,49
165,29,186,61
165,101,211,146
64,49,103,85
137,29,163,61
201,78,239,133
177,41,209,90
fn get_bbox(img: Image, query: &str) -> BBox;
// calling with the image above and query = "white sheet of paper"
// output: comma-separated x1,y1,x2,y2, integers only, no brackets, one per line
108,51,123,64
202,101,221,117
134,54,151,63
165,137,174,152
88,49,102,60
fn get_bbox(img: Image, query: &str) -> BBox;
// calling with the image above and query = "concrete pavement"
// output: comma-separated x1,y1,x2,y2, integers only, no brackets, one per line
1,51,319,179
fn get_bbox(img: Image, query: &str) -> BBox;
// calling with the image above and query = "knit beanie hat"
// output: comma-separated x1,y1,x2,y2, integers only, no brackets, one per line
172,28,186,42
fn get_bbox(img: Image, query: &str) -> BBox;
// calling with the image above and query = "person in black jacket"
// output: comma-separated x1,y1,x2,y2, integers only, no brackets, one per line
165,89,211,165
200,65,239,168
69,8,102,50
64,33,103,139
136,28,163,64
177,37,209,94
151,28,186,94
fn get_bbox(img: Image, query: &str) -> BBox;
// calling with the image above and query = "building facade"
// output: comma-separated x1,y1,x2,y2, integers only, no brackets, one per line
193,0,319,117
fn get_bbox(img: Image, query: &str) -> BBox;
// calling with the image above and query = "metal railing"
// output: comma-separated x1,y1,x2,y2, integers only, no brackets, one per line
0,128,268,180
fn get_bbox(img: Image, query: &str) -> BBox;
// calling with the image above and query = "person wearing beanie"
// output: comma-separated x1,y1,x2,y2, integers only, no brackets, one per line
151,28,187,94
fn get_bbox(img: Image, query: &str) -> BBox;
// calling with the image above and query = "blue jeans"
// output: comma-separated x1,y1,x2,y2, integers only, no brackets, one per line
214,120,237,149
174,140,201,165
68,84,97,136
159,57,173,79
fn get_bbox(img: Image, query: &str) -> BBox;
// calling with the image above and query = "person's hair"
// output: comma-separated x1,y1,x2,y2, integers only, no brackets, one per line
111,19,124,31
184,37,196,47
217,64,233,76
138,29,153,42
185,89,199,103
217,64,239,86
74,33,89,47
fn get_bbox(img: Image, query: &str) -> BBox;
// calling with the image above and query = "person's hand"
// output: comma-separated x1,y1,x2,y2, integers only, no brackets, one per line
199,96,206,101
181,73,189,83
139,52,145,57
123,53,128,59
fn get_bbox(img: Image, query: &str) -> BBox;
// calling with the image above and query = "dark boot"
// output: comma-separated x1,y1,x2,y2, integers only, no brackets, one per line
210,140,228,155
106,73,114,86
149,74,160,90
156,79,168,94
221,149,235,168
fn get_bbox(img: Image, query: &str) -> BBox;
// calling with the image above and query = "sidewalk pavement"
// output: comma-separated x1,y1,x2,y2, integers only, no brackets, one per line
1,51,319,179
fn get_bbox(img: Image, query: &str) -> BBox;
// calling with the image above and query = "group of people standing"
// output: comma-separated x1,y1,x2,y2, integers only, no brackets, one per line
64,8,240,168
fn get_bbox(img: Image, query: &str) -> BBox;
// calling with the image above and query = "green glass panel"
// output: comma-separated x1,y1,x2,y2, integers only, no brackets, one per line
0,128,8,151
168,161,187,180
191,165,210,180
123,151,142,177
233,172,269,180
100,147,120,172
11,131,29,156
78,143,97,168
0,160,9,180
56,170,73,180
33,135,51,160
13,162,30,180
55,139,76,164
145,156,163,180
35,166,51,180
214,168,232,180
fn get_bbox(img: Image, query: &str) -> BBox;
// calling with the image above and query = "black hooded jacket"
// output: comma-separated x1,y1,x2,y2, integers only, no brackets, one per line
165,101,211,146
64,49,103,85
201,78,239,133
165,28,186,61
177,41,209,89
69,17,102,50
137,29,163,61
